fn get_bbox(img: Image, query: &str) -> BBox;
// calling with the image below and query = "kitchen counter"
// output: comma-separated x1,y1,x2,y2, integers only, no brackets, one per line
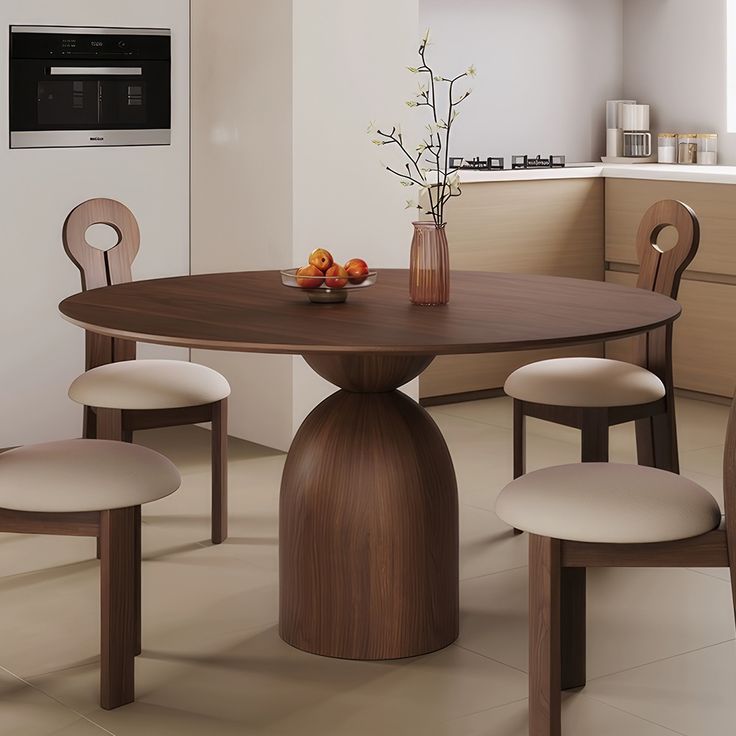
457,163,736,186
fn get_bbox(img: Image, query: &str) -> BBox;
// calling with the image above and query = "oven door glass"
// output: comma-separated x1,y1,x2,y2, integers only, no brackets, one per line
37,80,99,126
99,79,148,126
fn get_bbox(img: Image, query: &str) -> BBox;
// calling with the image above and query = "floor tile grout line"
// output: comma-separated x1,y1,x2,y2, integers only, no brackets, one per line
581,691,690,736
587,636,736,684
453,642,529,676
446,695,528,722
459,563,528,585
0,663,116,735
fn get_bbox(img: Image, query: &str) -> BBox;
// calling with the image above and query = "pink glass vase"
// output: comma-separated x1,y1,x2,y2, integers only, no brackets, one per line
409,221,450,305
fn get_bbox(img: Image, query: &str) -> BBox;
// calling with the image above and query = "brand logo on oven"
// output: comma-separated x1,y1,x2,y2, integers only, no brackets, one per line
90,136,105,141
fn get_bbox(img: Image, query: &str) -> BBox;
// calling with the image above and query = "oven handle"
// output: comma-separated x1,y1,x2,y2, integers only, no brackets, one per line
49,66,143,76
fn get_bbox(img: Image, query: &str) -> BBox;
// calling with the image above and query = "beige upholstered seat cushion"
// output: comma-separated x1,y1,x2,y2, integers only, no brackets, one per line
0,440,180,513
504,357,666,407
495,463,721,544
69,359,231,410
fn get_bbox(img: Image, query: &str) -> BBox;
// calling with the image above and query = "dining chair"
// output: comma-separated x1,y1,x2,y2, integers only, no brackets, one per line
504,199,700,482
63,198,231,545
495,392,735,736
0,439,180,709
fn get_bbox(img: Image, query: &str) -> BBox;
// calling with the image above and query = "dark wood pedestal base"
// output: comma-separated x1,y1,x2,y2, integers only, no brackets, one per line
279,355,459,660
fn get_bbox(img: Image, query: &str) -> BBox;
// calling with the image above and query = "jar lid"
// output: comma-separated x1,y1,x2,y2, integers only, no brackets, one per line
678,133,698,138
658,133,677,138
696,133,718,138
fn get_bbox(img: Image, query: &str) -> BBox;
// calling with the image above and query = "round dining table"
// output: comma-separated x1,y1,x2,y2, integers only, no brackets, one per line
59,269,681,661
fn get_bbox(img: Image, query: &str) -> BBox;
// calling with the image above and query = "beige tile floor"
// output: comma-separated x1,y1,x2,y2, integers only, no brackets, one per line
0,395,733,735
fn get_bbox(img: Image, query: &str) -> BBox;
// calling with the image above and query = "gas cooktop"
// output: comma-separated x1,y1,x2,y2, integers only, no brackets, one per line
450,155,583,171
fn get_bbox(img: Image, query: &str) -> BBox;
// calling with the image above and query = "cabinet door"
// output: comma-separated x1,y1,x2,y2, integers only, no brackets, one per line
606,271,736,398
606,178,736,277
420,178,605,399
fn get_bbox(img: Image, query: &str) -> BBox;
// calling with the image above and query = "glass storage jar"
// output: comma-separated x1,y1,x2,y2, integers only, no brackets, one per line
658,133,677,163
677,134,698,164
696,134,718,165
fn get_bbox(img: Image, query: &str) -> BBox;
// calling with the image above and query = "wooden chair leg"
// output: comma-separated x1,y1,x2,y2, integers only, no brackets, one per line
134,505,142,656
211,399,228,545
635,409,679,473
95,408,124,561
100,507,136,710
581,409,609,463
83,406,97,439
561,567,586,690
513,400,526,536
529,534,562,736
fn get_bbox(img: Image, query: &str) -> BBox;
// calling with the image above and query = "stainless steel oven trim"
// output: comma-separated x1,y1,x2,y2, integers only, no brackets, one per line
10,129,171,148
10,26,171,36
49,67,143,76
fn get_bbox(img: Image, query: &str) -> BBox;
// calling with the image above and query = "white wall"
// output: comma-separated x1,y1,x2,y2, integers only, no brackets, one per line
291,0,420,434
418,0,624,163
623,0,734,163
0,0,190,448
190,0,295,452
191,0,419,451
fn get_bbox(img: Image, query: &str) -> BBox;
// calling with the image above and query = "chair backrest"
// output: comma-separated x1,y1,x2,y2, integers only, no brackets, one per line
635,199,699,299
62,198,140,368
633,200,700,380
63,198,141,291
724,395,736,579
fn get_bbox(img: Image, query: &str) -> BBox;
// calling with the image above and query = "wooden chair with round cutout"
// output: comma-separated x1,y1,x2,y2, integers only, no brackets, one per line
0,439,181,709
505,199,700,481
63,198,231,545
495,389,736,736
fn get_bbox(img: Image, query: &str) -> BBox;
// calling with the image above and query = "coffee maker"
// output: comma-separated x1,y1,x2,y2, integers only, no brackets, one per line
605,100,652,160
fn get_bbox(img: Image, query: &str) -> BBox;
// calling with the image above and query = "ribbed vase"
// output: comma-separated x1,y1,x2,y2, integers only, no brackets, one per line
409,221,450,306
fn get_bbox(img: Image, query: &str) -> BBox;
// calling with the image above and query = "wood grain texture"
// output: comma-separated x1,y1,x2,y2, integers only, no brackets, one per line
211,399,228,545
0,509,99,537
529,534,562,736
279,386,459,659
303,354,434,392
421,178,605,398
59,271,681,356
606,178,736,276
100,507,136,710
607,271,736,398
723,398,736,625
561,530,728,568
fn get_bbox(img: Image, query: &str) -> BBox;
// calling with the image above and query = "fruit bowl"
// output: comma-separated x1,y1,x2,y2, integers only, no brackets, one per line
280,268,378,303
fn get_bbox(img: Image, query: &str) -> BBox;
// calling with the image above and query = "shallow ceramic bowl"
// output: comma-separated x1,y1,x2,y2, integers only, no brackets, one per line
280,268,378,303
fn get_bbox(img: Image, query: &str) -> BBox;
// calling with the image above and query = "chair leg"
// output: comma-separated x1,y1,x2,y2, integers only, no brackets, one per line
211,399,228,545
513,400,526,535
529,534,562,736
580,409,609,463
134,505,142,656
99,507,136,710
635,408,679,473
95,408,124,560
83,406,97,439
561,567,586,690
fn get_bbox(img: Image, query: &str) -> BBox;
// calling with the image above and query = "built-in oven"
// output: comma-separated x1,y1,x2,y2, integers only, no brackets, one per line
9,26,171,148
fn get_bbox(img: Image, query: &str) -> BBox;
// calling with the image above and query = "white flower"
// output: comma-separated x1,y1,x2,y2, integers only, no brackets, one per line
421,28,431,45
407,66,419,74
448,173,461,194
405,199,417,210
466,65,477,78
416,142,428,153
434,75,443,82
366,121,376,134
406,100,419,108
400,180,414,187
426,122,440,135
371,139,385,146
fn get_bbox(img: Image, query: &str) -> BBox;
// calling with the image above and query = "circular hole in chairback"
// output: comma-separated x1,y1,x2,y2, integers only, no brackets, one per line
652,224,679,253
85,223,121,251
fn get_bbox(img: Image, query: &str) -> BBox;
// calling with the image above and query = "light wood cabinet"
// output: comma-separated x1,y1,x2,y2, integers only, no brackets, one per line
606,178,736,278
606,272,736,398
420,178,605,399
